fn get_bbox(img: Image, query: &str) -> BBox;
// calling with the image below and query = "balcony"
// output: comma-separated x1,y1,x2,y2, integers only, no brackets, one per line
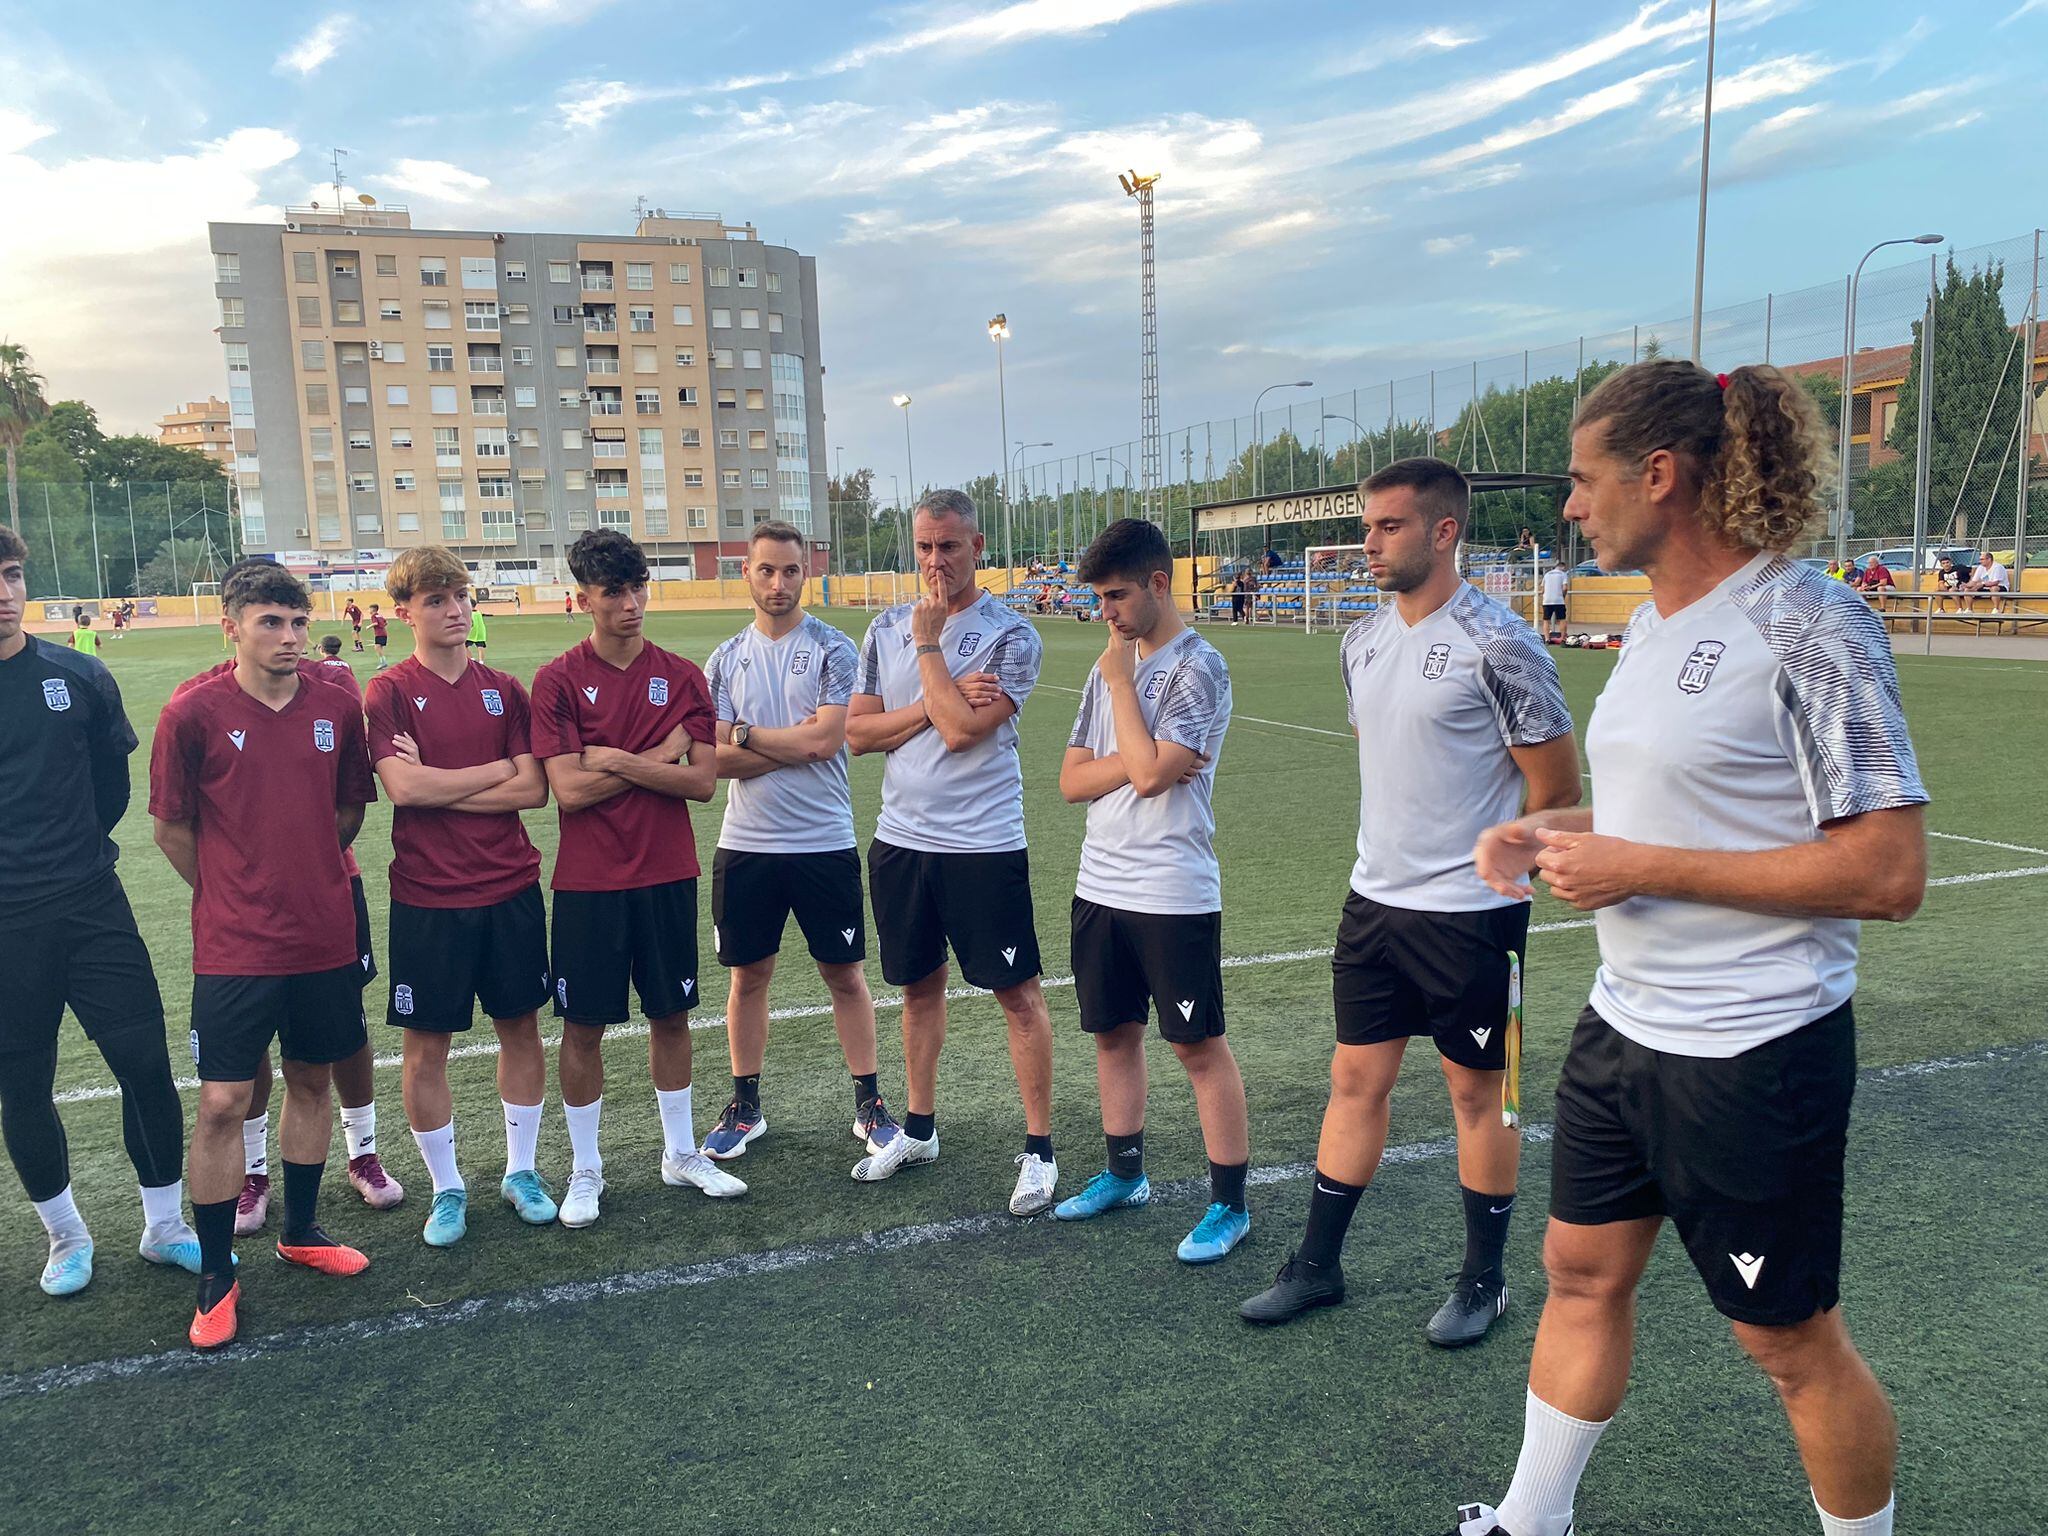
580,275,614,292
469,358,504,374
583,319,617,335
589,401,623,417
586,360,621,375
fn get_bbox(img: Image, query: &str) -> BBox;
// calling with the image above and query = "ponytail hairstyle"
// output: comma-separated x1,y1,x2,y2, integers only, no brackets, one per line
1573,357,1836,552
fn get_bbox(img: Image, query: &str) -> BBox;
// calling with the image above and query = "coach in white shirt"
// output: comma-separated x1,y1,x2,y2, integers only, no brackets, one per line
1539,564,1569,643
1455,360,1927,1536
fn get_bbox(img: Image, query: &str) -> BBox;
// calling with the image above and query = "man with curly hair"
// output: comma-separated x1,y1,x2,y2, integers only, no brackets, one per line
1454,360,1926,1536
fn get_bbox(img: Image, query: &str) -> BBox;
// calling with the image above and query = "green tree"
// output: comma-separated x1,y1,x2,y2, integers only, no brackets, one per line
135,536,229,599
0,339,51,532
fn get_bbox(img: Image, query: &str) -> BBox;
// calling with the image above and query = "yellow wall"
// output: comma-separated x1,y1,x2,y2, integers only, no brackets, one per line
1564,567,2048,632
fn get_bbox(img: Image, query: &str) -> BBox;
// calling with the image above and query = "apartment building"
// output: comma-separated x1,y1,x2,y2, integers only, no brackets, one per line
157,397,236,466
207,204,829,583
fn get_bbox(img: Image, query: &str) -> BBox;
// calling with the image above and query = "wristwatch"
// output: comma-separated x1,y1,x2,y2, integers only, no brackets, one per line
733,721,752,749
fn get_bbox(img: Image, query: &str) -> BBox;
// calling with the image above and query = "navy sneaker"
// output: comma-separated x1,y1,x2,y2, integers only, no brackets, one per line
702,1098,766,1161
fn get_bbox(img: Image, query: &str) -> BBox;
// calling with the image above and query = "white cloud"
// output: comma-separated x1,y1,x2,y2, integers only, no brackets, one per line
377,158,492,201
1487,246,1529,266
559,80,646,130
1868,18,1934,77
2001,0,2047,20
0,108,55,156
840,209,965,245
276,15,351,76
1316,24,1485,78
1723,81,1978,177
1656,52,1840,121
1424,234,1472,255
1418,63,1690,174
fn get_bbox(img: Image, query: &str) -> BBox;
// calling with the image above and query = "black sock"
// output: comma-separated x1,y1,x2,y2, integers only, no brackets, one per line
853,1072,879,1110
1461,1185,1515,1283
1299,1169,1366,1269
192,1196,236,1285
280,1159,325,1243
1023,1132,1054,1162
905,1110,935,1142
1106,1129,1144,1181
1209,1159,1249,1213
733,1073,761,1112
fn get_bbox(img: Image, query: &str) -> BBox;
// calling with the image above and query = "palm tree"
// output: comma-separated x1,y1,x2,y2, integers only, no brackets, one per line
0,340,52,533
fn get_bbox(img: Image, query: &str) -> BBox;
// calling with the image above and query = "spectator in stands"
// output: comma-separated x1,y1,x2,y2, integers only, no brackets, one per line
1515,526,1538,555
1263,545,1282,571
1934,555,1964,612
1824,557,1846,581
1852,555,1896,601
1961,551,2009,613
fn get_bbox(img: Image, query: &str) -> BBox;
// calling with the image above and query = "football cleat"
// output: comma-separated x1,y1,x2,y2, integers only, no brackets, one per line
500,1170,558,1225
854,1095,902,1155
1426,1273,1509,1349
1053,1170,1150,1221
139,1221,205,1275
662,1148,748,1197
852,1127,937,1182
276,1228,370,1276
347,1153,405,1210
1239,1251,1347,1325
559,1169,605,1228
1008,1152,1058,1217
422,1189,469,1248
1443,1502,1564,1536
38,1235,93,1297
1177,1203,1251,1264
701,1099,767,1161
188,1281,240,1351
233,1174,271,1236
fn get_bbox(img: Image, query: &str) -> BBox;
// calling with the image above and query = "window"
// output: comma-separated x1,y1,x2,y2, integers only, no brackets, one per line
722,507,745,530
751,468,769,489
420,257,448,286
440,476,466,509
476,436,511,474
504,303,530,325
424,300,452,330
462,257,496,288
397,512,420,532
393,472,417,492
355,512,383,534
716,389,737,409
634,389,661,415
688,506,709,530
380,301,403,320
674,348,696,367
767,312,784,334
471,387,507,416
389,428,413,449
718,428,740,448
643,468,666,505
583,305,616,333
551,305,577,324
332,257,358,276
464,301,500,332
428,344,454,372
580,262,613,292
669,263,692,283
639,428,663,458
587,347,620,375
683,469,705,488
505,261,527,281
742,349,762,370
547,260,572,283
344,386,370,405
766,271,781,293
677,385,698,405
594,469,629,499
215,252,240,284
627,263,653,290
597,506,632,531
349,473,376,493
514,385,537,409
561,429,584,450
431,386,458,414
593,437,626,459
442,510,468,539
348,430,374,451
745,389,765,410
434,428,461,464
376,254,397,277
629,306,655,332
558,390,582,410
646,509,670,536
710,266,730,287
634,345,658,374
518,427,540,447
335,299,363,324
712,308,732,329
590,388,622,416
679,427,701,447
305,384,330,415
295,295,320,326
564,469,587,492
714,348,734,369
671,304,695,326
737,267,757,287
220,297,247,327
386,384,410,406
721,468,742,488
749,430,768,450
740,309,760,329
468,344,503,373
308,428,334,461
292,251,317,283
511,346,533,366
317,513,343,541
300,340,326,370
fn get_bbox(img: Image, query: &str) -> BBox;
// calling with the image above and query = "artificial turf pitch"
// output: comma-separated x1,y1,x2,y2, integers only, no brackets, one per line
1,611,2043,1534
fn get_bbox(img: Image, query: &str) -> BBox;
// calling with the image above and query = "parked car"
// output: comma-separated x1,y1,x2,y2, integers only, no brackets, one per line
1866,545,1977,576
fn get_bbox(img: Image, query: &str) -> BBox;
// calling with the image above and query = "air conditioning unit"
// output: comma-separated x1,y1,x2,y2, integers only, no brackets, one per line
368,340,384,359
295,527,310,538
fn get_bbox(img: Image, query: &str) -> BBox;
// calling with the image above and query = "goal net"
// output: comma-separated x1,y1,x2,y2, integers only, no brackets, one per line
1301,545,1546,634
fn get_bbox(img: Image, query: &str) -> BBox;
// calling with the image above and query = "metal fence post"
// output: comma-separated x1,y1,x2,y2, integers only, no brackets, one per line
2020,230,2041,576
1910,254,1936,581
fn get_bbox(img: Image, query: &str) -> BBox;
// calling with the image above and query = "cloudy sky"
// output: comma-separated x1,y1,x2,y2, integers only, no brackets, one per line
0,0,2034,490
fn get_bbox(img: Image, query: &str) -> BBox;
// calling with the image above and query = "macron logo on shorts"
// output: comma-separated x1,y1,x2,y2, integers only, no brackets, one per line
1176,999,1194,1021
842,928,856,944
1730,1252,1765,1290
1470,1027,1493,1048
682,977,694,995
1002,946,1017,965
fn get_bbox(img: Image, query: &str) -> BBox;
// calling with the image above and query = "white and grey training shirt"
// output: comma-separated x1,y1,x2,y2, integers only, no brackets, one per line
1585,552,1928,1058
857,591,1044,854
1068,627,1232,915
706,612,860,854
1342,582,1574,912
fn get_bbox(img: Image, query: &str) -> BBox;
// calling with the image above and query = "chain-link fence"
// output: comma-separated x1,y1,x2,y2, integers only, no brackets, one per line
3,481,242,601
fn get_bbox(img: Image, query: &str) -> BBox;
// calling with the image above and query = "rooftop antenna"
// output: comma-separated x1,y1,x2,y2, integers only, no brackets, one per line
330,147,350,209
632,194,651,224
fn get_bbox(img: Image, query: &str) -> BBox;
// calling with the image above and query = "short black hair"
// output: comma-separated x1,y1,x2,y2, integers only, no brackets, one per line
749,519,806,552
1361,456,1470,533
567,528,650,591
223,560,311,617
1078,517,1172,586
0,525,26,566
320,634,343,654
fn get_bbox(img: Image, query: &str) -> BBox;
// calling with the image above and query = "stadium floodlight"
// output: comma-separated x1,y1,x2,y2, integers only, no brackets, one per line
892,394,916,522
1835,234,1946,565
989,316,1015,577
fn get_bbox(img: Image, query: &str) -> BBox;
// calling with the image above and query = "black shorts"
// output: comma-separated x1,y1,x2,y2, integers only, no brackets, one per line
1550,1003,1856,1327
712,848,865,968
550,878,700,1026
1071,898,1224,1043
867,839,1041,991
1542,603,1567,620
1331,892,1528,1070
190,964,369,1081
0,874,165,1057
387,884,551,1032
350,873,376,985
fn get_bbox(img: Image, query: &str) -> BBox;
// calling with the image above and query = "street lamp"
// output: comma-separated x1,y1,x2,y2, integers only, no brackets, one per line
988,315,1013,577
1322,413,1374,480
1094,450,1131,532
1252,380,1313,496
1836,234,1945,564
1012,440,1051,560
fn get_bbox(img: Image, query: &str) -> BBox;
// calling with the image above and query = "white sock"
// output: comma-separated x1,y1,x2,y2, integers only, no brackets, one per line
503,1100,543,1177
340,1102,378,1160
139,1180,185,1232
32,1185,88,1242
565,1097,603,1175
1494,1389,1611,1536
243,1114,270,1177
1814,1492,1893,1535
655,1084,694,1159
413,1120,464,1195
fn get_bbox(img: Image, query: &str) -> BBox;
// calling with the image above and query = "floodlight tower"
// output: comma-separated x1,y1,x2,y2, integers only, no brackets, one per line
1119,170,1164,523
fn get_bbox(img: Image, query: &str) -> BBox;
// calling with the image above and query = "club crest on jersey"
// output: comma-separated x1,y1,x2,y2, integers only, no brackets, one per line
957,632,982,657
1143,672,1169,701
1677,640,1726,695
1422,642,1451,680
393,984,414,1017
649,676,670,706
40,678,71,711
791,649,811,675
313,719,336,753
481,688,504,716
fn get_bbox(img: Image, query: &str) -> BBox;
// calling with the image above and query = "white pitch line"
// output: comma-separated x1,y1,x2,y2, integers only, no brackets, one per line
6,1040,2038,1402
1928,830,2048,859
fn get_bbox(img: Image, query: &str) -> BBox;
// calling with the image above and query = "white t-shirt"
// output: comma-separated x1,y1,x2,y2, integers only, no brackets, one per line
1976,561,2009,587
706,612,859,853
1585,553,1927,1058
1068,628,1232,915
858,591,1043,854
1542,568,1569,606
1342,583,1573,912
